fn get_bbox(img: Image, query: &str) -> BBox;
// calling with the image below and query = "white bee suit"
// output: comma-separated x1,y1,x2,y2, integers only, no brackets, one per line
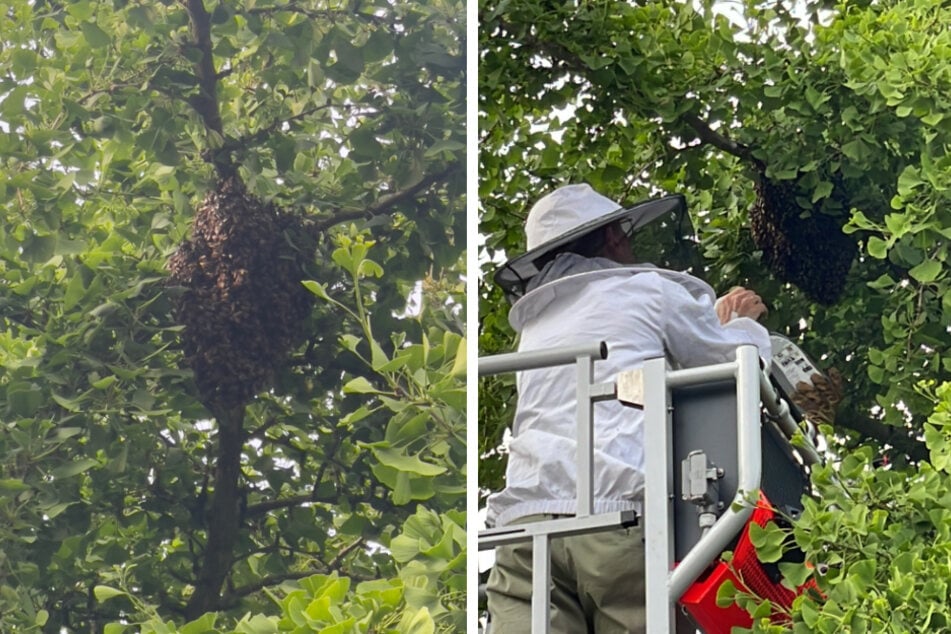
484,254,772,528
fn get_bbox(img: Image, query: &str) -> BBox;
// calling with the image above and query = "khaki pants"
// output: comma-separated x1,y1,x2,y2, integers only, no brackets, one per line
485,514,646,634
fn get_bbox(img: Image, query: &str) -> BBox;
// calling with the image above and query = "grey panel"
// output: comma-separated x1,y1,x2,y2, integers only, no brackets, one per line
671,381,809,561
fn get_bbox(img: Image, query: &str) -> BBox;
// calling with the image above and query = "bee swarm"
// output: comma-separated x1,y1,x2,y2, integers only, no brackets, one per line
167,176,315,409
791,369,843,425
750,178,857,305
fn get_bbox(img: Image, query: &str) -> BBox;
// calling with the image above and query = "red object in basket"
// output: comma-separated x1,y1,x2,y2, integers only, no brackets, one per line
678,493,803,633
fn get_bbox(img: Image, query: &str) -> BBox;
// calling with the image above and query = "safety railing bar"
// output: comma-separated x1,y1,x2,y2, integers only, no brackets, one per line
532,534,551,634
759,371,822,465
643,355,675,630
666,360,737,388
577,354,595,517
478,510,639,550
478,341,607,376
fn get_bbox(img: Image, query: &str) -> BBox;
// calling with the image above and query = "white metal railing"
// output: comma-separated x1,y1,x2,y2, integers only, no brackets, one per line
479,341,636,634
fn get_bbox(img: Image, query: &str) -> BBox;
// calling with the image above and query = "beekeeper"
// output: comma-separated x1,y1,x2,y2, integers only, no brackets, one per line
484,184,772,633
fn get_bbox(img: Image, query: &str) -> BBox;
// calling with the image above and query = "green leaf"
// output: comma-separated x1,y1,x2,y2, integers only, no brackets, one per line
389,534,421,563
0,479,31,496
867,236,888,259
349,127,382,157
233,615,280,634
339,335,361,354
841,138,871,162
358,259,384,278
370,338,389,370
750,598,772,619
897,165,923,198
39,501,73,519
339,405,375,427
811,180,833,203
6,382,44,417
52,458,99,479
748,521,768,548
302,280,330,300
401,607,435,634
93,585,126,602
392,470,413,505
331,246,354,273
63,273,86,311
51,392,84,412
424,139,465,158
715,579,738,608
805,85,829,110
749,521,785,563
343,377,380,394
362,29,393,63
778,561,813,588
81,22,112,48
800,598,820,627
179,613,218,634
370,446,446,476
909,260,941,283
449,337,466,377
91,375,117,389
847,558,876,592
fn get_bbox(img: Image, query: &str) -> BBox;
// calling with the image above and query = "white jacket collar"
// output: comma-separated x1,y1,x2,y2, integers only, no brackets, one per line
510,260,715,332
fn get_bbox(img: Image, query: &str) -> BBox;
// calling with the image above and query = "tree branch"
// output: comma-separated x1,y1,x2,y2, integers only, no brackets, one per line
224,567,371,603
312,431,344,498
309,161,462,234
680,113,764,170
221,103,352,155
834,410,928,463
182,0,233,177
224,542,374,602
245,541,324,560
247,4,391,28
227,570,324,600
244,494,313,517
328,537,365,571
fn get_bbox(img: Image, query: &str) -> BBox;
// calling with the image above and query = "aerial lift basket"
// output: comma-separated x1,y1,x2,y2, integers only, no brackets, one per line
479,338,825,633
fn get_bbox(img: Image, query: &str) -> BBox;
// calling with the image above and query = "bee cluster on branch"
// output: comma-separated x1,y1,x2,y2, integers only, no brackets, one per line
167,176,316,410
790,368,844,425
750,177,857,305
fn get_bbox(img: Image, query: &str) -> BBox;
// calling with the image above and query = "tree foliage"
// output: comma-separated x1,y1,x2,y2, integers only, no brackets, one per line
0,0,464,631
479,0,951,626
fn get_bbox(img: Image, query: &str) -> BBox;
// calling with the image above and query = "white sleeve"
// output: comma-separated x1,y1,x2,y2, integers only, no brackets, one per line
659,280,772,368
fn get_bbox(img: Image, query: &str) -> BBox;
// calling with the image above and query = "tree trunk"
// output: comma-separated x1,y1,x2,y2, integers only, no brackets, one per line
185,404,245,619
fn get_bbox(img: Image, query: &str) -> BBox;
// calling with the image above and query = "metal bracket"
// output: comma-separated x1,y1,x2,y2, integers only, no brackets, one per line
681,450,725,537
681,450,723,508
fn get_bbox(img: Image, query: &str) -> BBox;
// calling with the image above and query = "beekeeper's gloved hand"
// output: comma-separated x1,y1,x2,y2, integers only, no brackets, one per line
715,286,768,325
